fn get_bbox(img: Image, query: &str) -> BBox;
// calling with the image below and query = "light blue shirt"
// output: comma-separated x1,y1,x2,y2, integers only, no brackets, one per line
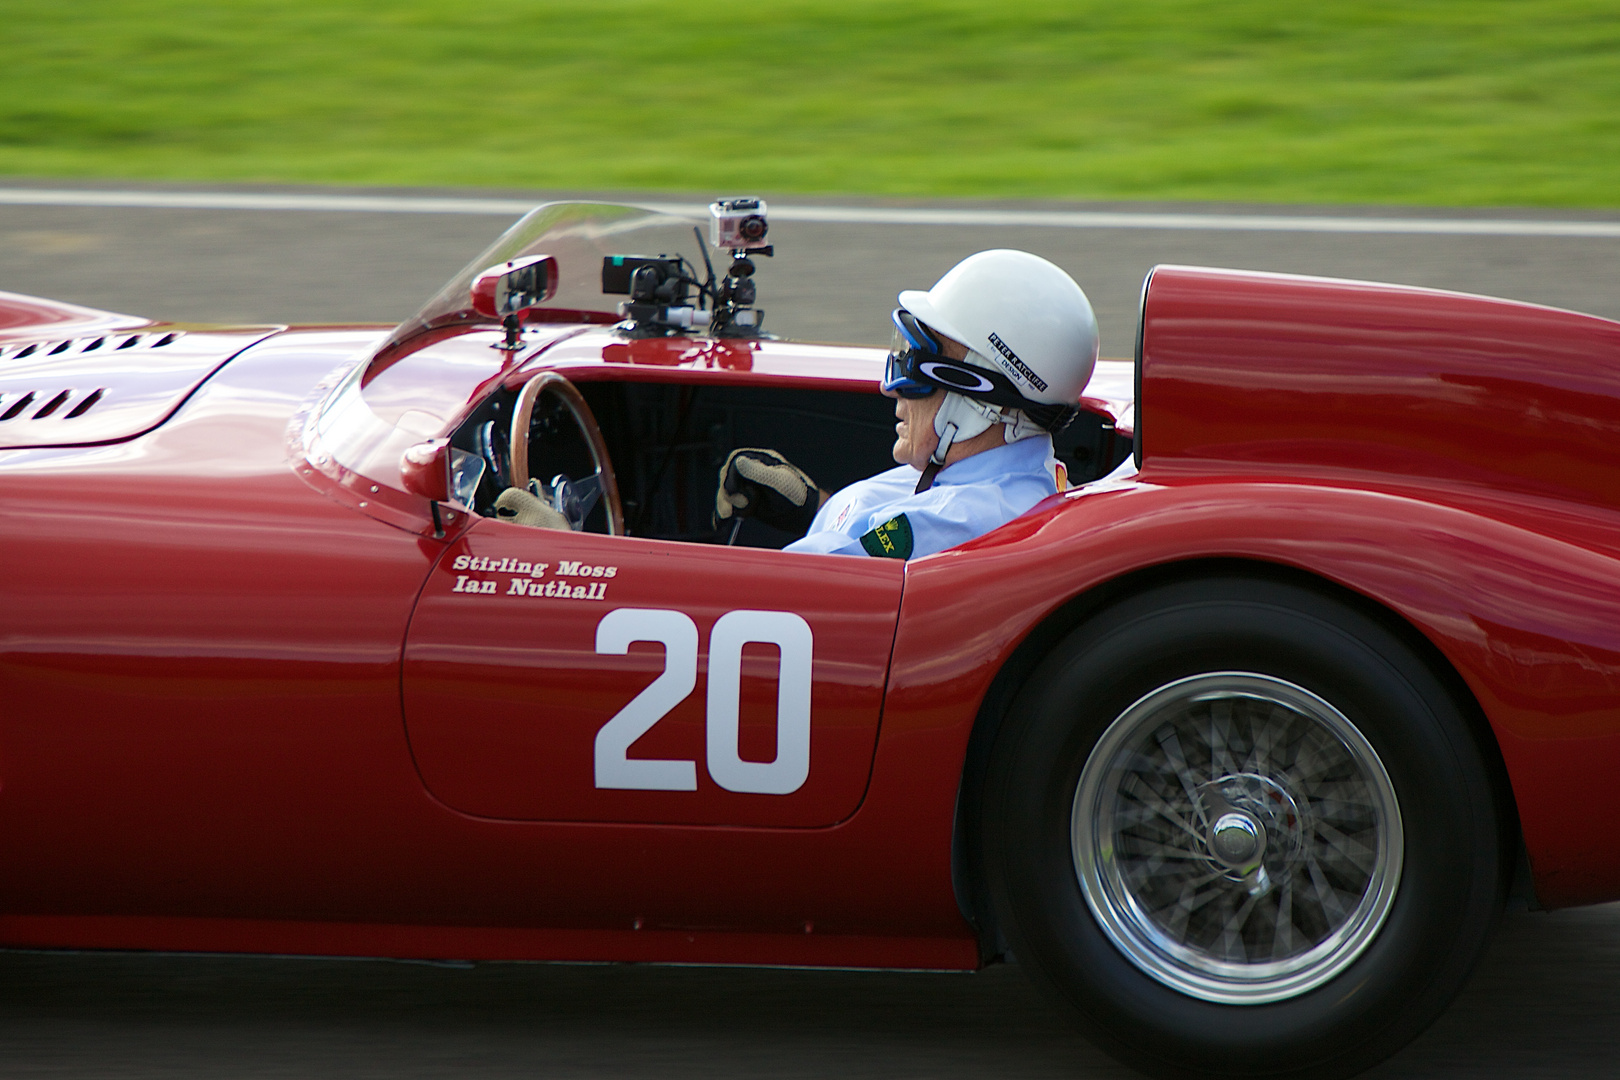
786,435,1062,560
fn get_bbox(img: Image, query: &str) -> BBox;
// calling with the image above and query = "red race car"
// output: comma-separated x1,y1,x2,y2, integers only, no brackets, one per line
4,201,1619,1079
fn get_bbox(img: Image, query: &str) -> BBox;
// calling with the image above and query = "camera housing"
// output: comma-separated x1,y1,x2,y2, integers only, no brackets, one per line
600,255,705,338
710,197,769,251
601,256,688,302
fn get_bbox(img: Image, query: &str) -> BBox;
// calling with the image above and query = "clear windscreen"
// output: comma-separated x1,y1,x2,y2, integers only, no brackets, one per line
375,202,714,358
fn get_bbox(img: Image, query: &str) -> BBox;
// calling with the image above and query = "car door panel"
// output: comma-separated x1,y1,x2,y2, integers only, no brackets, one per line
402,519,904,826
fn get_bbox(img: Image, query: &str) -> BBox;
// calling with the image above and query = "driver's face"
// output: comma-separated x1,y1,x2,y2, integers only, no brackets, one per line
889,392,942,470
883,326,969,469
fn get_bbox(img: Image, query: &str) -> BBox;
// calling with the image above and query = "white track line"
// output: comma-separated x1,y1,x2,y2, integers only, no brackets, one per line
0,188,538,215
1,187,1617,239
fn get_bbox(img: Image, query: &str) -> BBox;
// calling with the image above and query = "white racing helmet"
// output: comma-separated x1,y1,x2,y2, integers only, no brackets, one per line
894,249,1098,480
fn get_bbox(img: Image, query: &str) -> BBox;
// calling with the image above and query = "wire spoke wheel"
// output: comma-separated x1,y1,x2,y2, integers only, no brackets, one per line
1072,672,1403,1004
985,579,1505,1077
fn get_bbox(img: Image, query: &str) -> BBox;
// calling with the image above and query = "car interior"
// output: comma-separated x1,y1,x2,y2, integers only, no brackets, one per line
451,377,1131,549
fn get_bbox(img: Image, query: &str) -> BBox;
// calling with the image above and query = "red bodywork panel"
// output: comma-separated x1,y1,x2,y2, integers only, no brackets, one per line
1139,265,1620,506
404,523,902,826
4,264,1620,971
0,290,147,338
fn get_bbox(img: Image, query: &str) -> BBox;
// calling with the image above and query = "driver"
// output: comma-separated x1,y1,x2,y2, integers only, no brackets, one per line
715,249,1100,559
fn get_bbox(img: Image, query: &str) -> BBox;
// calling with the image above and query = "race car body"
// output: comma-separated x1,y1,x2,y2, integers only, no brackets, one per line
4,201,1618,1079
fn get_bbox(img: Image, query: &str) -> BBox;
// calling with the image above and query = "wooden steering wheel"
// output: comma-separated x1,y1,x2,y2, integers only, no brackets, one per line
508,371,625,536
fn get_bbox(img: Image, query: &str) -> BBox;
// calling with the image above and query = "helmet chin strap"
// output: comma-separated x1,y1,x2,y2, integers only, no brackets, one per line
916,393,998,493
915,419,957,493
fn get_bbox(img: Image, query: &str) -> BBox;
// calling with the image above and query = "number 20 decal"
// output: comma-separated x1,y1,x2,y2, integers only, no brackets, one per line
594,608,814,795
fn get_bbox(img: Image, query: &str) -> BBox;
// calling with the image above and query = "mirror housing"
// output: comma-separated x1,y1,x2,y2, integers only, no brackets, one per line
400,438,450,502
471,254,559,322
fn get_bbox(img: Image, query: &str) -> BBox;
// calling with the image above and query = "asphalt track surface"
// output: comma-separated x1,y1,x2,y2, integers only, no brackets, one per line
3,181,1620,1078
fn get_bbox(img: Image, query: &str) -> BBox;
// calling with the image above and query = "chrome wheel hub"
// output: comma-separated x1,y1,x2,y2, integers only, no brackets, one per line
1072,673,1403,1004
1210,809,1263,868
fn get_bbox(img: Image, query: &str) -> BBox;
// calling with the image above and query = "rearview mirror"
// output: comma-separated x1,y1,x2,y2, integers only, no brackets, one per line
471,254,559,321
400,438,450,502
401,438,488,513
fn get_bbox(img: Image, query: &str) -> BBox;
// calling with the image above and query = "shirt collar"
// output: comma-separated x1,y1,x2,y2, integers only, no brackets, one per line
931,432,1054,486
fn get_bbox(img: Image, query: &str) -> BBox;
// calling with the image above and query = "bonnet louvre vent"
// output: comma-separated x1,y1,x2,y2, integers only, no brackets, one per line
0,330,184,362
0,387,108,422
64,388,105,418
31,390,72,419
1,392,35,421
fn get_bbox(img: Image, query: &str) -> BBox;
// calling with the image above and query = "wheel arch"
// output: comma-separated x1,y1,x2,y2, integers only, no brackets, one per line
950,554,1523,961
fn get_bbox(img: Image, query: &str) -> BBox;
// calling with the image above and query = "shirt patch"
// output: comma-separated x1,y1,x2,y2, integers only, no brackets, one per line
859,514,915,559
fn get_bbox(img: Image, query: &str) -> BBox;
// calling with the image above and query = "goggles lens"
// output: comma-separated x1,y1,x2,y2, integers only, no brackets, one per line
882,310,941,398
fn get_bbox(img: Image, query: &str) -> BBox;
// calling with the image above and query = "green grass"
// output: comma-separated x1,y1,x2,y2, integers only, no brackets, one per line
2,0,1618,206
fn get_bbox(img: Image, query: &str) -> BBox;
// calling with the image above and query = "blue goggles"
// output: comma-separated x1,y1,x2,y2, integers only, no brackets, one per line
883,309,945,398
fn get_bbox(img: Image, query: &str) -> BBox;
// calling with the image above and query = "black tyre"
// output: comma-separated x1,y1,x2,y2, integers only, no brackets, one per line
982,576,1506,1080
